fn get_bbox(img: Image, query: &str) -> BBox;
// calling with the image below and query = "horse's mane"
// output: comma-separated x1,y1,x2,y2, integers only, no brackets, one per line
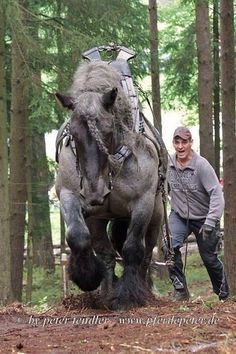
69,61,155,166
70,61,133,130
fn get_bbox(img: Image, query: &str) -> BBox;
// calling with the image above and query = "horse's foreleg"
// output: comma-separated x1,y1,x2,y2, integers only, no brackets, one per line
109,205,153,310
60,189,105,291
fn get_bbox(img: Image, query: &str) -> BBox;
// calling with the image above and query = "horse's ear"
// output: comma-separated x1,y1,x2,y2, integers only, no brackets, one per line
102,88,118,110
55,92,75,110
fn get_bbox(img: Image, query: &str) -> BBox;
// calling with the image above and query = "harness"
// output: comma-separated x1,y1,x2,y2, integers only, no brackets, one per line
55,45,173,262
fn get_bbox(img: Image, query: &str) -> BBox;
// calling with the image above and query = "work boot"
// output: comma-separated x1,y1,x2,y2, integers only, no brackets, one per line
218,274,229,301
172,288,190,301
219,293,229,301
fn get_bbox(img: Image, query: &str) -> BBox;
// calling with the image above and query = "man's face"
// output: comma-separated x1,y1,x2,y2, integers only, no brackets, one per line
173,137,193,160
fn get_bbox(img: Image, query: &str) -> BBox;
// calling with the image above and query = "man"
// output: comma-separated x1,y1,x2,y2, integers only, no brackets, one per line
167,126,229,301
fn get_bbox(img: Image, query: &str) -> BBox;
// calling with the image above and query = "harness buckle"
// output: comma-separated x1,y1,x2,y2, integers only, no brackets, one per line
108,172,113,190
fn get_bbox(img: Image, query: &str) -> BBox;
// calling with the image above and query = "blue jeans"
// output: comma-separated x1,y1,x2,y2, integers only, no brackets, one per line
168,210,229,299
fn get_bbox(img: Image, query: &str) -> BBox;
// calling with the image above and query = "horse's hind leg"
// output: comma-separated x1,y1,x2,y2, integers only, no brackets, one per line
141,224,161,289
60,188,105,291
87,219,117,296
141,194,163,288
110,218,129,256
141,225,158,289
109,202,153,310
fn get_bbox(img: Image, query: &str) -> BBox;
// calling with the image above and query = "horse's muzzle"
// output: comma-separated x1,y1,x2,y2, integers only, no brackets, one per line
80,184,111,206
89,196,105,206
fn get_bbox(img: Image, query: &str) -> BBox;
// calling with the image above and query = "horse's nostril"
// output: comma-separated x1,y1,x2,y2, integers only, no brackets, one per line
89,198,104,206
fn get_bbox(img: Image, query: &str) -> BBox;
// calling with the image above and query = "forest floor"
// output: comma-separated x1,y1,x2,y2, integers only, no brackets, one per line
0,293,236,353
1,243,235,353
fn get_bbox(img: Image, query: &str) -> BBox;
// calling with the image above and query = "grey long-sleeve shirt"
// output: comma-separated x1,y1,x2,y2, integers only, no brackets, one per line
167,151,224,227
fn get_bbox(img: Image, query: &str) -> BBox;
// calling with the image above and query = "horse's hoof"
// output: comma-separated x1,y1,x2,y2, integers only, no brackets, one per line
108,297,126,311
68,252,106,291
107,294,146,311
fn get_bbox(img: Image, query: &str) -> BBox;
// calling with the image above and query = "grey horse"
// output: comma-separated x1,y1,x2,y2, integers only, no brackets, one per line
55,61,164,310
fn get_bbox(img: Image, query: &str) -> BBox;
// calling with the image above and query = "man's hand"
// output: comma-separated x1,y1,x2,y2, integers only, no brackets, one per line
199,224,215,241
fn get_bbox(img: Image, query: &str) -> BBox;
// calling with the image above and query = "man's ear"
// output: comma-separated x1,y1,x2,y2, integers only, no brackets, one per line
55,92,75,110
102,88,118,110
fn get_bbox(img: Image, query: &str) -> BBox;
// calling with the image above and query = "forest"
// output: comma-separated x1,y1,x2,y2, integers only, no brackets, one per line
0,0,235,310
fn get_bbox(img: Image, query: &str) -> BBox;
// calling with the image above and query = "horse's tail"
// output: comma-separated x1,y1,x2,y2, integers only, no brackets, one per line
68,250,106,291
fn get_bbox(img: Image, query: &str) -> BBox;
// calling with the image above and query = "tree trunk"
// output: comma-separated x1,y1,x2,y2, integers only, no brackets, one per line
148,0,167,279
0,2,13,305
31,132,55,272
25,12,55,272
195,0,214,167
213,0,220,178
25,127,33,304
56,0,66,255
148,0,162,133
9,2,27,301
220,0,236,295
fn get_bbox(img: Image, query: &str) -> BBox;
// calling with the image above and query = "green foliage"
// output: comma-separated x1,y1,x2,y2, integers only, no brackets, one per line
5,0,208,132
182,109,198,127
159,0,198,110
5,0,152,134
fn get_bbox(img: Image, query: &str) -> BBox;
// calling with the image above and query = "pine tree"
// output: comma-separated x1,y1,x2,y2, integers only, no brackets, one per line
221,0,236,295
0,1,12,305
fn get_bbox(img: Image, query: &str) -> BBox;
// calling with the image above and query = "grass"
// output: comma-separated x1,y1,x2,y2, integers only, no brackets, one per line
152,250,224,302
22,266,79,310
24,250,222,310
186,250,225,300
23,266,62,310
27,206,225,309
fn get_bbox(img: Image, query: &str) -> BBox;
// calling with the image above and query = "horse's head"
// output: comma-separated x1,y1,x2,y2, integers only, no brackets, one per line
56,88,118,206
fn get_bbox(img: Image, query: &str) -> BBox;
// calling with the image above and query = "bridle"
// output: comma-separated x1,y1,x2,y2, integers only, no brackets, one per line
70,112,131,193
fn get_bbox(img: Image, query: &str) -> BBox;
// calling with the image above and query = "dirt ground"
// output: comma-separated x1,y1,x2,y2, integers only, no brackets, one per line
0,294,236,354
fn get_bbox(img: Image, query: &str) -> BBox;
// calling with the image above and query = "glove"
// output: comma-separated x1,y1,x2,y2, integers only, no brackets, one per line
199,224,215,241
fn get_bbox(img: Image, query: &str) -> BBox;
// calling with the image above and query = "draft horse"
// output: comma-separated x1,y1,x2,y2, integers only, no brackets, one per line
55,60,164,310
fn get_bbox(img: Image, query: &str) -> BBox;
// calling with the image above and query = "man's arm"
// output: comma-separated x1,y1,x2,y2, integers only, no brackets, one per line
199,159,224,227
